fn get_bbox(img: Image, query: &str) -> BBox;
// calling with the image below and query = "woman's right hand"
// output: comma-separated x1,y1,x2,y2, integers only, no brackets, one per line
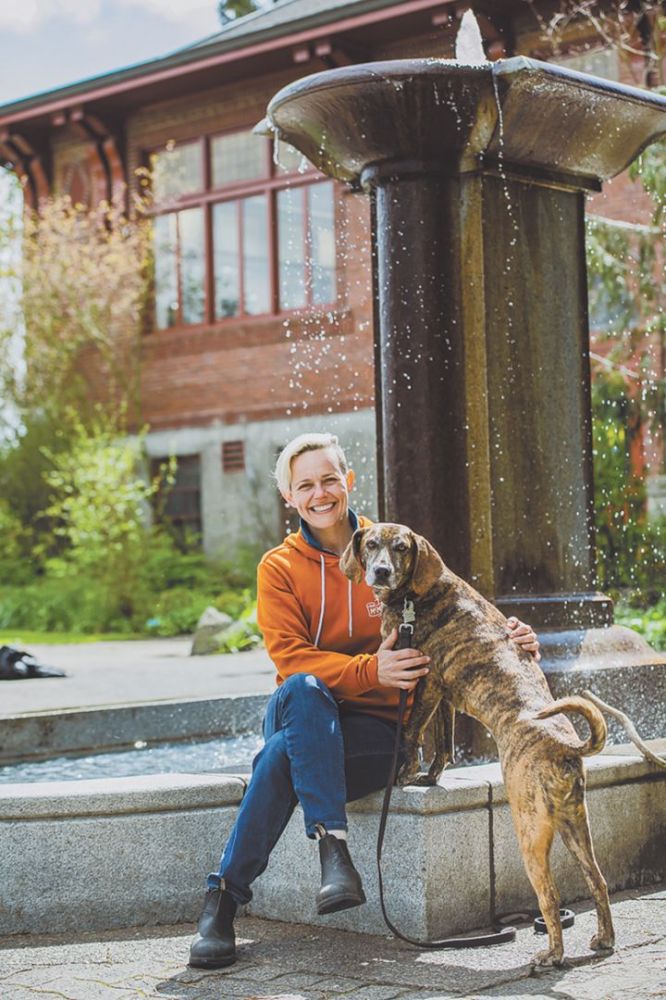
377,628,430,691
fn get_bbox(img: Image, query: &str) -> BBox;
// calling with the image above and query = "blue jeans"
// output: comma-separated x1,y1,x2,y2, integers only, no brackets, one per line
208,673,399,905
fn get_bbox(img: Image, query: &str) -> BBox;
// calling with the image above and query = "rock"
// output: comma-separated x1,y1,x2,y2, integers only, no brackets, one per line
190,607,233,655
196,606,233,629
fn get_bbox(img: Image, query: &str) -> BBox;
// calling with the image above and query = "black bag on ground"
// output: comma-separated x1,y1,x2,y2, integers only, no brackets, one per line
0,645,66,680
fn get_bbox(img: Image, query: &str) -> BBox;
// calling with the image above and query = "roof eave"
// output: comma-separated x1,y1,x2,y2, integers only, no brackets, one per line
0,0,451,127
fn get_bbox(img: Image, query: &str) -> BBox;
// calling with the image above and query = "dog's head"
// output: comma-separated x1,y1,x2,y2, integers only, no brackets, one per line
340,522,444,598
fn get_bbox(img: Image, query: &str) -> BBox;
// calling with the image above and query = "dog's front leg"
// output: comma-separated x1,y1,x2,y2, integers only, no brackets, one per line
425,700,455,783
399,680,442,787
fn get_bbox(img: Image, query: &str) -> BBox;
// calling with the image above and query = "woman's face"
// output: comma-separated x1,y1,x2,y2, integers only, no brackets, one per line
285,447,355,530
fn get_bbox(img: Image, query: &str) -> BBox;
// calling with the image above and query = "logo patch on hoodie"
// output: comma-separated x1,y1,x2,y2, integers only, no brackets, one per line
366,600,383,618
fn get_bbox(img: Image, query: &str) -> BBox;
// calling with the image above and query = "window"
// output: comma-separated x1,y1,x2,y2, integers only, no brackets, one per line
152,454,202,542
149,133,337,330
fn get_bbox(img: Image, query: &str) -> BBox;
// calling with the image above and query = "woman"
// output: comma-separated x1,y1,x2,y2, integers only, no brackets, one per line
189,432,539,968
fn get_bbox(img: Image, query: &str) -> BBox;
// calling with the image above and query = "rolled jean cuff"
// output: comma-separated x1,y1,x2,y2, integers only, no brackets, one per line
305,817,349,839
208,872,253,906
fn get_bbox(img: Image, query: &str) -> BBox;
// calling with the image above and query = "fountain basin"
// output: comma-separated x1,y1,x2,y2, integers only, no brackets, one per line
261,57,666,188
0,692,269,764
1,747,664,937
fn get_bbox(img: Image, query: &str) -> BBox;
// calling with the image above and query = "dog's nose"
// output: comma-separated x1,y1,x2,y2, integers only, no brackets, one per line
373,566,391,582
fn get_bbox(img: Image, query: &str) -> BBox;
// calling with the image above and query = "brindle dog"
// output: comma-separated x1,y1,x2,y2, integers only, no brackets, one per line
340,522,615,967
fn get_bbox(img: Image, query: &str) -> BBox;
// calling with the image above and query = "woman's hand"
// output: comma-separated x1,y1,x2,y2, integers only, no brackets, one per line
506,617,541,661
377,628,430,691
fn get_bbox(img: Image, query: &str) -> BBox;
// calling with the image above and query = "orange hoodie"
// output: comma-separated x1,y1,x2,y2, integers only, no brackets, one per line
257,515,404,722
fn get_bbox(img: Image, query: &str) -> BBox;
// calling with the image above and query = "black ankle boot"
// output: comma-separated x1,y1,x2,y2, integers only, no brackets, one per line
316,834,366,915
189,887,237,969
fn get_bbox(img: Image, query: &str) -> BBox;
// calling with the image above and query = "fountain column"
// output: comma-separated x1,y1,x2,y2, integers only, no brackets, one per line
258,59,666,736
367,160,601,626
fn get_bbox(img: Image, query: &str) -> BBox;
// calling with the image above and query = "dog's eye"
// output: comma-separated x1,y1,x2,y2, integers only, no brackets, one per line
365,539,378,551
393,542,408,552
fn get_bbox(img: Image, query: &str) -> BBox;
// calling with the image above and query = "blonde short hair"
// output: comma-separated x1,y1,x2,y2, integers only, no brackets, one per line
274,433,348,497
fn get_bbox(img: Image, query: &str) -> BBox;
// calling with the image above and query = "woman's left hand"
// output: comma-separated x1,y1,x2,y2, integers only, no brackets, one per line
506,617,541,661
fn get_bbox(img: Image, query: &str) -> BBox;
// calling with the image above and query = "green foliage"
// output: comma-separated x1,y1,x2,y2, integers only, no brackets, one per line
629,132,666,230
615,596,666,652
0,501,34,585
214,603,262,653
0,575,120,633
591,368,666,596
0,414,76,563
0,630,144,645
0,415,259,638
144,587,218,638
42,414,158,573
0,194,150,428
217,0,264,23
586,119,665,611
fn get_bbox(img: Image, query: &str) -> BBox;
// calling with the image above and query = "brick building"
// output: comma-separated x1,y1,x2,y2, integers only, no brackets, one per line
0,0,663,554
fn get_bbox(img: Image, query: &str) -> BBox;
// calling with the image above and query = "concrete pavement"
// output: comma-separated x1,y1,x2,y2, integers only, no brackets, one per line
0,884,664,999
0,639,275,715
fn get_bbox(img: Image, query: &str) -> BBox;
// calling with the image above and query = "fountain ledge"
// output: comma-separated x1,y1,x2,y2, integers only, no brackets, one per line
1,746,664,938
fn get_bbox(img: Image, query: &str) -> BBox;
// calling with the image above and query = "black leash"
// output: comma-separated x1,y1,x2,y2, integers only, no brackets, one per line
376,610,517,949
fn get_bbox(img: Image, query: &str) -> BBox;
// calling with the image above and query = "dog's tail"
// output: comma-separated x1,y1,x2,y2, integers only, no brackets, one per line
581,690,666,769
534,695,607,757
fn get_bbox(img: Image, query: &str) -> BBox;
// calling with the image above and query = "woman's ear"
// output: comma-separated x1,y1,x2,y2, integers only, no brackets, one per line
280,486,294,508
339,527,366,583
411,534,444,595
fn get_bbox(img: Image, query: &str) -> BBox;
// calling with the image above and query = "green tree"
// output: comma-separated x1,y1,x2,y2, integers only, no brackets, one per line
586,130,665,595
217,0,275,24
0,193,151,430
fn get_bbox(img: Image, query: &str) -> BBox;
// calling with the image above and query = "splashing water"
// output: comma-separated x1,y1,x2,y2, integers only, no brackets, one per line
455,10,488,65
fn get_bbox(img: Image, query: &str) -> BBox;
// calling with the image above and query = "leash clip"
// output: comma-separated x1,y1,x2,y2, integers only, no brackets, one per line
398,598,415,647
401,598,416,627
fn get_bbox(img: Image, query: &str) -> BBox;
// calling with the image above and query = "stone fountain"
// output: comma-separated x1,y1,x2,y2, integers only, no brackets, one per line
257,51,666,753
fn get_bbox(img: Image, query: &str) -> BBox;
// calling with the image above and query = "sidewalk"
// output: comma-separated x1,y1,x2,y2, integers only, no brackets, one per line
0,639,275,715
0,884,664,1000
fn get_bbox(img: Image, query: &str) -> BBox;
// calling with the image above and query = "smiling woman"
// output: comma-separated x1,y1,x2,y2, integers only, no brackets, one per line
187,431,430,969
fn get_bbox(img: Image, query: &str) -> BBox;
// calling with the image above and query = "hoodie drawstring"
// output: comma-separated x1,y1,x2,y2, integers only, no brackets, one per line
348,578,353,638
314,554,326,648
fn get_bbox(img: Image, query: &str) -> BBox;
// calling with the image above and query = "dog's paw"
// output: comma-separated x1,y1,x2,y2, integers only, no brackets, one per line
408,772,438,787
397,773,419,788
532,948,564,968
590,934,614,953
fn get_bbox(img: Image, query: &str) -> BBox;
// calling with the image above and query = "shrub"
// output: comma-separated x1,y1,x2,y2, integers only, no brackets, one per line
215,602,262,653
0,576,123,633
615,596,666,652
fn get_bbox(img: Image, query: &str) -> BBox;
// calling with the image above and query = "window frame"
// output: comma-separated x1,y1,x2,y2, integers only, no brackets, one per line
146,127,337,332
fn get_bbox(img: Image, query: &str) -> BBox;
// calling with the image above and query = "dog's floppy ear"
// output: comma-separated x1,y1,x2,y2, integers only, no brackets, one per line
339,528,367,584
411,534,445,595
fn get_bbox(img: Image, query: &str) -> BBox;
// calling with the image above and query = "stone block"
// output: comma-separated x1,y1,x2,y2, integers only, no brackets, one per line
0,774,244,936
491,755,666,914
246,773,493,938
